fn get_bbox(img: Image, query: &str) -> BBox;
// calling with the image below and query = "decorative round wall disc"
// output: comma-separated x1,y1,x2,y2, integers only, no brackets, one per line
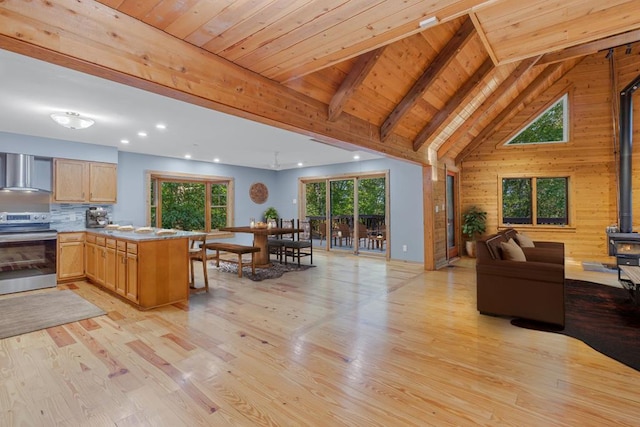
249,182,268,204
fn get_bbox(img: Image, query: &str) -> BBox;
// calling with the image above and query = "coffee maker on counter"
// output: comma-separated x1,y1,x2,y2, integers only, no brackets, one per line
86,207,109,228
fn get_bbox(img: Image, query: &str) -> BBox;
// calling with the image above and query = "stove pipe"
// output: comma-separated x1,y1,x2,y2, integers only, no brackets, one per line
619,74,640,233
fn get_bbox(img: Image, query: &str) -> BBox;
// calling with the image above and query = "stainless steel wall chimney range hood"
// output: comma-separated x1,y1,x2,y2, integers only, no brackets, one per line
1,153,46,192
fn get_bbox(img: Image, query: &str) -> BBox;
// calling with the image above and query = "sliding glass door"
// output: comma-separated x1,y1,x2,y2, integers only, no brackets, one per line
330,179,354,251
302,171,388,257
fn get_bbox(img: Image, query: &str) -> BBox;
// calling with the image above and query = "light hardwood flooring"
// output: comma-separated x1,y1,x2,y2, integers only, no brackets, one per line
1,252,639,426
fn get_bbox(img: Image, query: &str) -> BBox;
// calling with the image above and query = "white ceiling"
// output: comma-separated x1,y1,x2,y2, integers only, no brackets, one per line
0,49,381,170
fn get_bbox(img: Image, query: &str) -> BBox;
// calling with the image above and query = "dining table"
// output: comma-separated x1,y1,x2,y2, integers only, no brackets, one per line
220,225,301,267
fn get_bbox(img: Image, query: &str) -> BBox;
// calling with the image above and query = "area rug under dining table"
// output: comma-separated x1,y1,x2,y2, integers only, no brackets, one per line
0,290,106,340
213,261,314,281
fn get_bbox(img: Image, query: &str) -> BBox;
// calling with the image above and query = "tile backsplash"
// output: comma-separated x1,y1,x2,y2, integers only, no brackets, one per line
50,203,113,228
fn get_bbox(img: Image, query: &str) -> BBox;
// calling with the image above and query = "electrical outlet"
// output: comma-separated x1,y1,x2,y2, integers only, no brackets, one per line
292,198,297,204
402,244,407,252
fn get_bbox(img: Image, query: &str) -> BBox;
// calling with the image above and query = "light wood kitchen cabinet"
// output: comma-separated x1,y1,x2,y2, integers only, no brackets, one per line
85,234,97,282
53,158,117,203
84,232,187,309
57,232,85,281
114,240,137,302
94,236,106,286
104,239,117,292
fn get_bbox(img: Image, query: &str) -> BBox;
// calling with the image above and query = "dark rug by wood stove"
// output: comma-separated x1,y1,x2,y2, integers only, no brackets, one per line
511,279,640,371
214,261,314,281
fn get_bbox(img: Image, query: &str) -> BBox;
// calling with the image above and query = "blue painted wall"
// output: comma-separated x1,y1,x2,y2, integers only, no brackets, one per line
0,131,424,262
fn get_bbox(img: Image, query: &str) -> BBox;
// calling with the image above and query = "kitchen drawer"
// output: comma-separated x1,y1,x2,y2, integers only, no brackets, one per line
86,234,96,244
59,232,84,243
117,241,126,251
106,238,116,248
127,243,138,255
95,236,106,246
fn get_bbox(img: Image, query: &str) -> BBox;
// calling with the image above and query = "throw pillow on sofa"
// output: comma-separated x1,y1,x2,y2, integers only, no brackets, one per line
500,238,527,261
515,233,535,247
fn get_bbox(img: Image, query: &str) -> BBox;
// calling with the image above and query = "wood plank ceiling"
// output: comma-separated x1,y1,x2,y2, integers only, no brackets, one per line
2,0,640,167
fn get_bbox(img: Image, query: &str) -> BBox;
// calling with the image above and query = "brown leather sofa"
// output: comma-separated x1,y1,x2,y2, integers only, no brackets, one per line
476,229,565,327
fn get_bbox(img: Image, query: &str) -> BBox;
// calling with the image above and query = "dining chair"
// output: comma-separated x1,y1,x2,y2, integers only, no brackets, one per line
355,222,369,248
283,219,313,266
313,220,327,245
189,234,214,291
267,218,294,262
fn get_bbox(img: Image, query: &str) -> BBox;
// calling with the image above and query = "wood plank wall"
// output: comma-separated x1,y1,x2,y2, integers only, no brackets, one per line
457,49,640,263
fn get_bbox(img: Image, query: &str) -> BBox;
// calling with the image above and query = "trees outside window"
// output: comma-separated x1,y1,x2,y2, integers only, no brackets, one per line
506,94,568,145
149,173,232,231
501,177,568,226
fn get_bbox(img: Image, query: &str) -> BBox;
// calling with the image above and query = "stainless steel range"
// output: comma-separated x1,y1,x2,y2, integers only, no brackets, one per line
0,181,56,295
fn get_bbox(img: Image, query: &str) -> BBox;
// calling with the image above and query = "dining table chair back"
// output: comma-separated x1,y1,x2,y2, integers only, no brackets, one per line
283,219,313,266
189,233,213,291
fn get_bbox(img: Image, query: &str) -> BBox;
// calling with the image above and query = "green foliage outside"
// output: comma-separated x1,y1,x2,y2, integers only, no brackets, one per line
502,178,532,222
536,178,567,224
210,183,228,229
502,177,567,225
330,180,354,216
305,177,385,220
305,182,326,216
508,98,565,145
161,182,206,230
358,178,385,216
151,180,228,231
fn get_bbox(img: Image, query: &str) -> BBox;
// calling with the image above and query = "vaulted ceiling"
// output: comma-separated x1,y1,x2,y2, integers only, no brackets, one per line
1,0,639,167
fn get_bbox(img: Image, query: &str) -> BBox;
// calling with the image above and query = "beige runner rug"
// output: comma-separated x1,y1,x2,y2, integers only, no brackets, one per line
0,290,106,340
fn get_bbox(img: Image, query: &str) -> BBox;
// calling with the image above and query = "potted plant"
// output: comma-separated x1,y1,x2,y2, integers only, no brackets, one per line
263,207,279,223
462,206,487,257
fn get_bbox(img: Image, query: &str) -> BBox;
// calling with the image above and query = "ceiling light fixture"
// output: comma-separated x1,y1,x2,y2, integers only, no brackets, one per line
156,123,166,130
419,16,439,29
353,154,361,160
184,154,191,159
213,158,220,163
120,139,129,144
50,111,94,130
138,131,147,137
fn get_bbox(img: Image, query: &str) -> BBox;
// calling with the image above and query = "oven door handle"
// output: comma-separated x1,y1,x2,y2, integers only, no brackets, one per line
0,232,58,243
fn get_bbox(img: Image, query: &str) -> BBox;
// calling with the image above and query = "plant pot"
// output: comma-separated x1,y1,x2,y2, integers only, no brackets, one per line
465,240,477,258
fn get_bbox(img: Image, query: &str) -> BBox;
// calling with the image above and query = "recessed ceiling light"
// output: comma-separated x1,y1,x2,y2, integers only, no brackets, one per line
297,162,303,167
138,131,147,137
156,123,166,130
120,139,129,144
353,154,361,160
184,154,191,159
213,158,220,163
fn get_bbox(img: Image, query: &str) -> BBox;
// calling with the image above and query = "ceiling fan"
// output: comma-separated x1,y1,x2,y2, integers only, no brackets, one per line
270,151,282,170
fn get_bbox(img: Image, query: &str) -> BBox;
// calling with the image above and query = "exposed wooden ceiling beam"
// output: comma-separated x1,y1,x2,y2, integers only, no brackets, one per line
328,47,386,122
538,29,640,65
455,62,565,163
380,18,476,142
412,57,494,151
437,56,540,159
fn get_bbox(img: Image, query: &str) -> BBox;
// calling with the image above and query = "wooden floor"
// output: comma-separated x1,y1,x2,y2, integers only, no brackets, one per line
1,253,639,426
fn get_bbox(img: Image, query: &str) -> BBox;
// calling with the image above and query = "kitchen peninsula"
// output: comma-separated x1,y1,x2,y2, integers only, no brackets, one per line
58,227,203,310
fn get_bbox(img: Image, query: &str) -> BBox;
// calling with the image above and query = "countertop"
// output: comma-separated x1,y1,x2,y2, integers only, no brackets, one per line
55,224,205,241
